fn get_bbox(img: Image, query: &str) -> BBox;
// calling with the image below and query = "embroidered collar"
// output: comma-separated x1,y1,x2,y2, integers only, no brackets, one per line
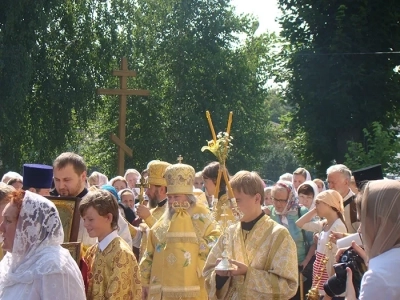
241,212,264,231
99,230,119,252
158,198,167,207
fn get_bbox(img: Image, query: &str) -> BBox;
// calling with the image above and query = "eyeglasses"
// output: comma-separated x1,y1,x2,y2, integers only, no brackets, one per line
272,197,288,204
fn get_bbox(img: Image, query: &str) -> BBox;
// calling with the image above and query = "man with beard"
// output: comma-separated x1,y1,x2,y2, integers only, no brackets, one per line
140,163,220,300
52,152,132,251
137,160,171,225
136,160,171,260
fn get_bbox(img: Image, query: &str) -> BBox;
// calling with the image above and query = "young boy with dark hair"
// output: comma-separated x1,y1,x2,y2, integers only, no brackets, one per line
80,190,141,300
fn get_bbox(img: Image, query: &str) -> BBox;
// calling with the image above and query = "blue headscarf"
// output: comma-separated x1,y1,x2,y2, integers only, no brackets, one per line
101,185,120,202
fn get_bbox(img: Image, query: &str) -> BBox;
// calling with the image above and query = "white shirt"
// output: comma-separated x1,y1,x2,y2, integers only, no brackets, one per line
359,248,400,300
99,230,119,251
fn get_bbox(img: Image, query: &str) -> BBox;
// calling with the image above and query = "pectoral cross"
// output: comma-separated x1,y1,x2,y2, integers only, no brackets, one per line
137,176,149,205
177,155,183,164
97,57,150,175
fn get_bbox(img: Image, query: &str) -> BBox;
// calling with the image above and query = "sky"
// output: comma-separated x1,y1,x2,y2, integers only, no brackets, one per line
231,0,281,34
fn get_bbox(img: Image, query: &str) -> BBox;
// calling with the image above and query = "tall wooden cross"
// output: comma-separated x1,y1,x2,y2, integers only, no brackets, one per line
97,57,150,175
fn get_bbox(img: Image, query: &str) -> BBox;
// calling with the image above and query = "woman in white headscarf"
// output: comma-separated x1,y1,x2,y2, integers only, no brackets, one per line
297,180,319,210
292,167,312,195
0,190,86,299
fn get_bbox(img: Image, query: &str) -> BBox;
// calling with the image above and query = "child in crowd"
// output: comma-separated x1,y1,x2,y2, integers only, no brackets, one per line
80,190,141,300
296,190,347,299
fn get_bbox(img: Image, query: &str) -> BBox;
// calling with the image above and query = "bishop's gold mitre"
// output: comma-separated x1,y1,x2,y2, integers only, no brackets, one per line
164,163,195,195
147,160,171,187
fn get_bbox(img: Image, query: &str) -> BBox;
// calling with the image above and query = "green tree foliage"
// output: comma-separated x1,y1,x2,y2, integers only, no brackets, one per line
277,0,400,176
1,0,276,177
261,123,301,182
344,122,400,174
0,0,138,174
81,0,276,175
260,88,300,181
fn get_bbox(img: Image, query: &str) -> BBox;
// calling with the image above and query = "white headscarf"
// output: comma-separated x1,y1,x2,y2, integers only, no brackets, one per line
0,191,85,299
292,168,312,196
297,180,319,210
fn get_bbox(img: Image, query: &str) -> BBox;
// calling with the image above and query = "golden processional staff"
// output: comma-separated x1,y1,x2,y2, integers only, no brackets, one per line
201,110,243,271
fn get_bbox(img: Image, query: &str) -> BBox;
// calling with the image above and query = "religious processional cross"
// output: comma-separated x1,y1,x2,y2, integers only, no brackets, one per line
137,176,149,205
177,155,183,163
97,57,150,175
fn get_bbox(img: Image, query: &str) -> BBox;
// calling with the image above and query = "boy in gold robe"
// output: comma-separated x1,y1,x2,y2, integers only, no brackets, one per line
203,171,299,299
80,189,141,300
140,163,220,300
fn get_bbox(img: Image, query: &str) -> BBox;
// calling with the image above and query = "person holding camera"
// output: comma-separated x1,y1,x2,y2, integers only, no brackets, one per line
337,179,400,300
296,190,348,300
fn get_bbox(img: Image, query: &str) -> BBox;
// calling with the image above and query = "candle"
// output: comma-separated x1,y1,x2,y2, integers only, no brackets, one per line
223,170,234,199
214,169,222,199
226,111,233,135
206,111,217,141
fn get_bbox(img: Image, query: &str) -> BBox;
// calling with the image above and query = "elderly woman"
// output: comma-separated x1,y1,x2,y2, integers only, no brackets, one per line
0,191,86,299
268,180,311,300
342,180,400,300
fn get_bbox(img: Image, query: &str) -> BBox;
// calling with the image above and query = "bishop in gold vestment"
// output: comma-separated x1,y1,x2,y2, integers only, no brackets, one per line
140,163,221,300
203,214,298,299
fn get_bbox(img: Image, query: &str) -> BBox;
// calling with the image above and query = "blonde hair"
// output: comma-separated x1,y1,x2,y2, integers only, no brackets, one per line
293,167,308,179
230,171,264,203
88,172,99,186
109,176,128,188
0,182,15,204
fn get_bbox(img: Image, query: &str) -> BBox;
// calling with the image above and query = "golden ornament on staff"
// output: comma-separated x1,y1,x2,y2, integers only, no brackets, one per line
306,240,333,300
201,110,243,271
137,175,149,205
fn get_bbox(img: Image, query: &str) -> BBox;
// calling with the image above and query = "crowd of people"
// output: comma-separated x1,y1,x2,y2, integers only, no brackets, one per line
0,153,399,300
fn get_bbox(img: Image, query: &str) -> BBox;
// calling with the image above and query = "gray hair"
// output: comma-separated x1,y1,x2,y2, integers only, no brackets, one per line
163,194,197,222
326,164,352,181
124,169,141,179
186,194,197,205
279,173,293,182
1,171,22,184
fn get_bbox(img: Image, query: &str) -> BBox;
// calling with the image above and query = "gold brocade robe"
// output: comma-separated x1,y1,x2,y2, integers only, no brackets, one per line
203,215,298,300
0,247,3,261
85,237,141,300
139,204,167,261
213,194,235,223
140,203,220,300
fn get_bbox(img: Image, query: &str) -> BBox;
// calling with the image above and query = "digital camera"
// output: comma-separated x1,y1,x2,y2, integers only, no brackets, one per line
323,247,367,298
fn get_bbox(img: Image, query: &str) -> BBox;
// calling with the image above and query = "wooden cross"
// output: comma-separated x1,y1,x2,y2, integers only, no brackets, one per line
177,155,183,163
97,57,150,175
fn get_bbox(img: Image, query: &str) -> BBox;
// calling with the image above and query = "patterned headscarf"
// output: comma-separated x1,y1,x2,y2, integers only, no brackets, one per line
273,180,299,226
